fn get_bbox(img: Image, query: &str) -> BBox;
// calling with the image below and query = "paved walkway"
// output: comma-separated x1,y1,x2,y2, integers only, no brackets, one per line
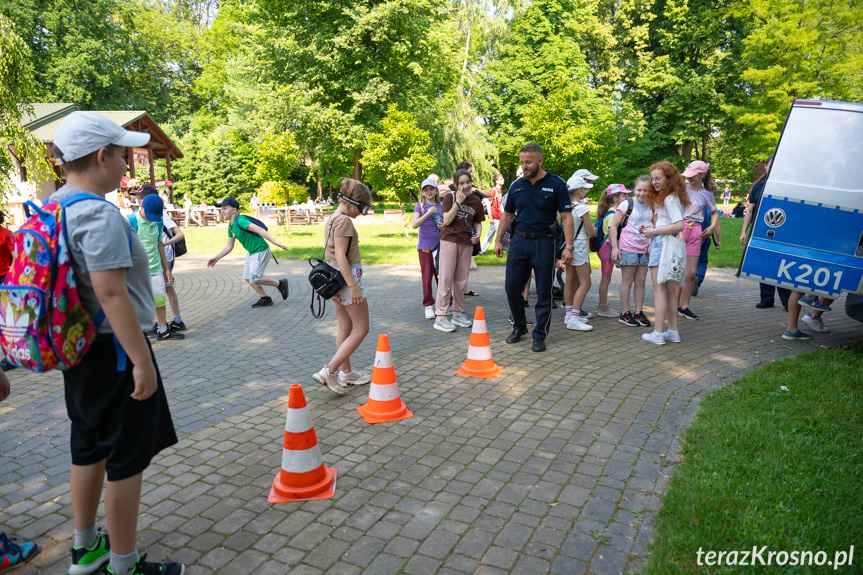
1,255,860,575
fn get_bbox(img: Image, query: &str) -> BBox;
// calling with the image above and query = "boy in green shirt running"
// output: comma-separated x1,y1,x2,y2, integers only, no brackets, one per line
207,197,290,307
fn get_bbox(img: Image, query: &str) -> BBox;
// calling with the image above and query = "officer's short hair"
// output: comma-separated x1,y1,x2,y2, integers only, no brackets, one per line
519,143,543,156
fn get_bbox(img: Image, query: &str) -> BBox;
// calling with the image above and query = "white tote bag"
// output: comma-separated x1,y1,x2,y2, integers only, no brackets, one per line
658,233,686,285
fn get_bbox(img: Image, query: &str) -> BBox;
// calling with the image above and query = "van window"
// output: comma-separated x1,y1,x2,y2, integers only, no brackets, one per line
770,107,863,191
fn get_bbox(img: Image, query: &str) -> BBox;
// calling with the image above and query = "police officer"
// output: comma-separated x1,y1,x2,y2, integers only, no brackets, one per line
494,143,574,351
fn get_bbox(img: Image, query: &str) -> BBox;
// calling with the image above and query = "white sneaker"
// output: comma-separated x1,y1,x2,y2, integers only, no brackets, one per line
596,306,619,318
451,314,472,328
312,366,346,394
566,317,594,331
339,369,371,386
434,316,456,332
661,330,681,343
642,331,666,345
801,313,830,333
424,306,435,320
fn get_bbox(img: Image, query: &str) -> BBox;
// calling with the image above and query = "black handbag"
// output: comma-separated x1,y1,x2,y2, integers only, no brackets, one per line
308,214,352,318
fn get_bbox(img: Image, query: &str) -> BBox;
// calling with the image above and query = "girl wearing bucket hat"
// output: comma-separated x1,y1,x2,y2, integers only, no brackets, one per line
675,160,719,320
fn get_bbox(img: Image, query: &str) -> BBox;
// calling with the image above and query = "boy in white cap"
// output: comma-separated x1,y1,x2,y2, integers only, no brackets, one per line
48,112,183,575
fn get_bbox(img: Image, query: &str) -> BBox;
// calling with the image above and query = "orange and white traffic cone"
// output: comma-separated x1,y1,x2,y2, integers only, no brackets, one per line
269,384,337,503
357,334,413,424
456,306,503,378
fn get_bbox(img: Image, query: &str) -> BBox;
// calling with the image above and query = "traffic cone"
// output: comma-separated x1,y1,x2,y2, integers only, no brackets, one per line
456,307,503,378
269,384,337,503
357,334,413,424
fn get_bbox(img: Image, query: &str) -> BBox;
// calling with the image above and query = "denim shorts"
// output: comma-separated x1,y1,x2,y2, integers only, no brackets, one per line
648,235,664,267
619,249,649,266
333,263,366,305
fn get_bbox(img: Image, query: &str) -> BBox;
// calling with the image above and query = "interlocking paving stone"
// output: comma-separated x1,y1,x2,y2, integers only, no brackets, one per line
1,256,859,574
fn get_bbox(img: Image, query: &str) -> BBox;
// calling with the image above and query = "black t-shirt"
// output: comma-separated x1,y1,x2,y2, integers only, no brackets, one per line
504,171,572,233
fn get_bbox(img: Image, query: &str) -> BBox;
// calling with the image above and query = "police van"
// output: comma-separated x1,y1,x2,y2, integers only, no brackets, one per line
739,99,863,315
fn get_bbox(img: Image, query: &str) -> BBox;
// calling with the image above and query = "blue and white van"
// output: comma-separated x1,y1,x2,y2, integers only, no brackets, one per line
739,99,863,300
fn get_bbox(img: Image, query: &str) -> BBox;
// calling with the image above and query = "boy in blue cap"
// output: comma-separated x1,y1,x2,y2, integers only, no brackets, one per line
207,197,289,307
129,194,184,340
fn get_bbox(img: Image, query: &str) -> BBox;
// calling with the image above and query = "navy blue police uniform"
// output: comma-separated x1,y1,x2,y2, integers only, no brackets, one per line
504,171,572,342
748,180,790,308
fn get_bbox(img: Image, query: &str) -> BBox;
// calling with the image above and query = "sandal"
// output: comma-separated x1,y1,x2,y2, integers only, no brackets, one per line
465,290,480,297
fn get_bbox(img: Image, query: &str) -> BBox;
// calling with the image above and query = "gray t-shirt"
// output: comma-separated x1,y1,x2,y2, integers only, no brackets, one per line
49,185,155,333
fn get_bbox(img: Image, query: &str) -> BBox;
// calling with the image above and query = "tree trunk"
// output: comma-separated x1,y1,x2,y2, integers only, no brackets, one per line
316,176,323,200
353,152,362,181
681,141,694,161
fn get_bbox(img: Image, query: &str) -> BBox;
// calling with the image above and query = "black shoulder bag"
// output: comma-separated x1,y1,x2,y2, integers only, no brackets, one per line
308,214,353,318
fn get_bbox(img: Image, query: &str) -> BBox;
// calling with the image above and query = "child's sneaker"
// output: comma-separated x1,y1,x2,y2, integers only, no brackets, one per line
641,331,666,345
451,314,472,328
277,278,289,301
424,306,435,320
251,296,273,307
577,310,594,319
0,531,41,572
434,317,456,332
801,313,830,333
618,312,639,327
168,320,186,331
105,555,184,575
338,369,371,386
68,528,109,575
566,317,593,331
312,366,346,394
156,329,185,341
596,305,618,318
782,329,812,341
799,296,831,311
661,330,681,343
634,312,651,327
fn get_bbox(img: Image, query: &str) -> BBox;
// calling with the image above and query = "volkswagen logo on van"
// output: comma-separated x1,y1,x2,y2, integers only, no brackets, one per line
764,208,786,228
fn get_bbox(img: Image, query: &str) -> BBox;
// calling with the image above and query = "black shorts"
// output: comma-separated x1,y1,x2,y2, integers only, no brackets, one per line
64,335,178,481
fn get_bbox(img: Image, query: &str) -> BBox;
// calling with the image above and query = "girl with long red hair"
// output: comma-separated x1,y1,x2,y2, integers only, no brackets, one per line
641,161,689,344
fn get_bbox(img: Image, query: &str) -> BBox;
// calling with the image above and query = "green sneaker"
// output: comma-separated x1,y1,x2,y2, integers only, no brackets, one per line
68,529,109,575
105,555,185,575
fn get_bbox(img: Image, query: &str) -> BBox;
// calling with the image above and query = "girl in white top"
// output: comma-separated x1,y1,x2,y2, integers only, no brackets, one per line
642,161,688,345
610,175,654,327
564,176,596,332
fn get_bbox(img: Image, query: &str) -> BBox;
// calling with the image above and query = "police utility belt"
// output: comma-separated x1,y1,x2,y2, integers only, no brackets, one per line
512,221,562,239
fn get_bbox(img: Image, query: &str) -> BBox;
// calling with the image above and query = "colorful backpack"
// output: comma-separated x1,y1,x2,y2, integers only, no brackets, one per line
0,193,123,372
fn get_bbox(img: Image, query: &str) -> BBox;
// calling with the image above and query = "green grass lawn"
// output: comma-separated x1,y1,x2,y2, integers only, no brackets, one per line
181,214,745,268
640,343,863,574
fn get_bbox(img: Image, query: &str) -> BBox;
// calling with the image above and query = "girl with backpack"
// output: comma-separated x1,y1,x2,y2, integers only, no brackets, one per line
564,176,596,332
312,178,374,393
642,161,689,345
412,178,442,320
610,176,653,328
593,184,631,318
433,169,484,332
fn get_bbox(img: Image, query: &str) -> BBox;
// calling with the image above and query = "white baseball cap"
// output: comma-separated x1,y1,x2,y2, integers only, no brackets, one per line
573,169,599,181
53,112,150,163
567,175,594,190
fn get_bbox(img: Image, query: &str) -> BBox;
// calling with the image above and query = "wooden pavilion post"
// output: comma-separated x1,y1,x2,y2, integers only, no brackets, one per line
165,152,173,204
127,147,135,179
147,146,155,185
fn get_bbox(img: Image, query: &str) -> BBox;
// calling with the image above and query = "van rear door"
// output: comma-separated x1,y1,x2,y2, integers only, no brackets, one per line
740,100,863,296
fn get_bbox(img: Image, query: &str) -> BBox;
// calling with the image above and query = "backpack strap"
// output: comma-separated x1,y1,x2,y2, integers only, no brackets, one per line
60,193,132,332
